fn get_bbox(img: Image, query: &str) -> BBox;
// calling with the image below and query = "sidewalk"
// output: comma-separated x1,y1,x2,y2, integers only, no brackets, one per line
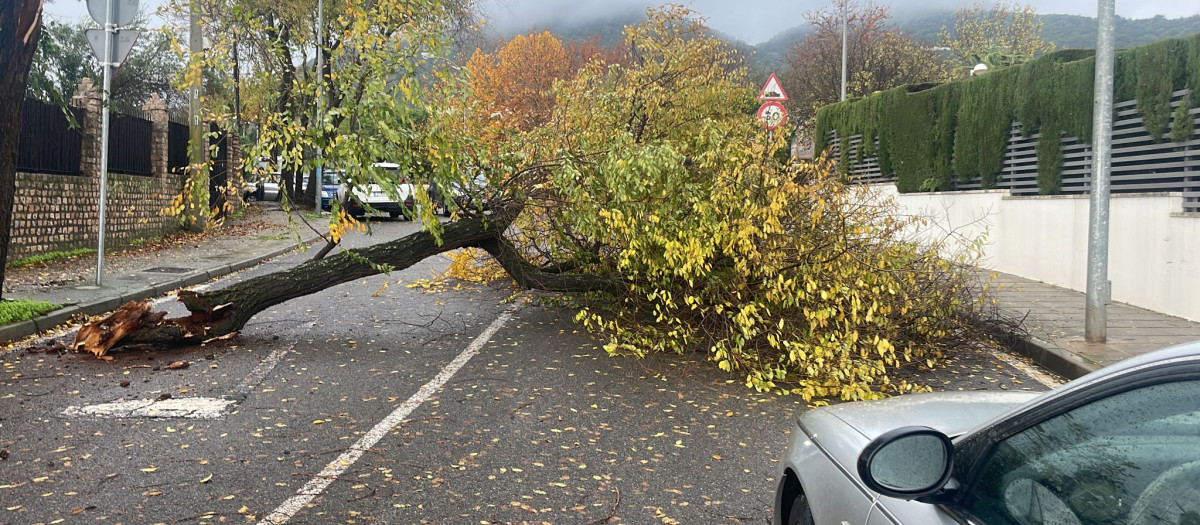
989,272,1200,379
0,203,325,343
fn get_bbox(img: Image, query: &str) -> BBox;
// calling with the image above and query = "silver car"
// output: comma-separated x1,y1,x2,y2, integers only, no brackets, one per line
775,341,1200,525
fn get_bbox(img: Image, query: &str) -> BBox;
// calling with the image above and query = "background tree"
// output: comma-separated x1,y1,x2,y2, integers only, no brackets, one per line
466,31,571,133
937,1,1054,72
27,14,185,112
175,0,477,208
781,1,950,131
1,0,44,299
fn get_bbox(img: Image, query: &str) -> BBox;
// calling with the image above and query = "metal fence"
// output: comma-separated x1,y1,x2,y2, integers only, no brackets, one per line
168,121,190,175
107,112,153,176
208,123,229,211
829,89,1200,213
17,99,83,175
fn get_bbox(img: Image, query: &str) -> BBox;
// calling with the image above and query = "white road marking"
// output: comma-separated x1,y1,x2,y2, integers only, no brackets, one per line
232,347,291,398
989,348,1063,388
62,397,235,419
62,347,289,420
258,304,518,525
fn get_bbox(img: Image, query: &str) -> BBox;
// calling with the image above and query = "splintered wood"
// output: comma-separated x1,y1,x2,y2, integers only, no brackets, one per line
72,300,166,356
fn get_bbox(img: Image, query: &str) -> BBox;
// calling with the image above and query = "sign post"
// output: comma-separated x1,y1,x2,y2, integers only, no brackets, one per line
757,73,789,133
85,0,139,287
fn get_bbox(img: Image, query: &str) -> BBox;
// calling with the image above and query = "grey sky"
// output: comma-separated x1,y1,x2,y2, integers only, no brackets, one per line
484,0,1200,44
44,0,1200,45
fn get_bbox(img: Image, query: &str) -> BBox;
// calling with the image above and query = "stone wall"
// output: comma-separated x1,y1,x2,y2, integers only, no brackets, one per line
7,81,240,262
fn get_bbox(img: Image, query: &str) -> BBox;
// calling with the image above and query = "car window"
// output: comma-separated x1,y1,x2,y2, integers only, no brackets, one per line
961,380,1200,525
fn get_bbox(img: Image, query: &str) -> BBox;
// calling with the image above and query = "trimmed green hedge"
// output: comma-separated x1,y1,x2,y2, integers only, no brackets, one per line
815,33,1200,194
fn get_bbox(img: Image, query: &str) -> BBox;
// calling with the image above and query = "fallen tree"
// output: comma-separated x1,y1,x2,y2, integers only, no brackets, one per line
74,7,992,400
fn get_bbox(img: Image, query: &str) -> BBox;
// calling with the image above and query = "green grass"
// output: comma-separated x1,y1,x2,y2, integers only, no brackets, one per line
0,299,59,325
303,212,324,219
8,248,95,269
255,234,288,241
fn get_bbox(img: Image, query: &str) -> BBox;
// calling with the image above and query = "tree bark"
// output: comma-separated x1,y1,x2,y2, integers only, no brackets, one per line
76,213,513,352
72,207,628,354
0,0,43,299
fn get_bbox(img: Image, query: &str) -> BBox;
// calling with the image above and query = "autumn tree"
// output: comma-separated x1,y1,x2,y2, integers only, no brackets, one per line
466,31,571,133
27,14,185,112
781,0,950,126
164,0,476,211
937,1,1054,72
0,0,44,298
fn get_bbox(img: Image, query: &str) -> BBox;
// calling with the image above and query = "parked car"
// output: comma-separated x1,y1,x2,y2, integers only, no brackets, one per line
339,162,414,219
774,340,1200,525
440,172,491,217
320,170,342,210
243,174,281,202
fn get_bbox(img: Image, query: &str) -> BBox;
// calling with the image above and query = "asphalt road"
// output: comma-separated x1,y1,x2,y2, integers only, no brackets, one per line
0,217,1059,525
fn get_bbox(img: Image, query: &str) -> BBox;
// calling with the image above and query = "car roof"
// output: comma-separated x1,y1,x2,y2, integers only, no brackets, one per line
372,162,400,169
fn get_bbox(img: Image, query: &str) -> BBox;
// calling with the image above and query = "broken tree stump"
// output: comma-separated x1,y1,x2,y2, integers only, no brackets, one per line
72,300,166,356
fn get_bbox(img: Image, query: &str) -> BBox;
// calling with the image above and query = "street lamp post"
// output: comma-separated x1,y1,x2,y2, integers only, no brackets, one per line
314,0,324,212
1085,0,1116,342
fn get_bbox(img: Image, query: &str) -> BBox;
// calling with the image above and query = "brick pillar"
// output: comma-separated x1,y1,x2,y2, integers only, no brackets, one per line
142,94,168,179
70,78,102,248
71,78,102,179
142,94,170,204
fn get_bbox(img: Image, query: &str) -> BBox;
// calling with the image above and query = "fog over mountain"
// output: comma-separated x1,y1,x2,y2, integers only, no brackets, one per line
484,0,1200,44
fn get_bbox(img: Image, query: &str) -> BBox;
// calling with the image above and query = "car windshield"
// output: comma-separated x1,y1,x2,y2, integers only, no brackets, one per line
322,171,342,185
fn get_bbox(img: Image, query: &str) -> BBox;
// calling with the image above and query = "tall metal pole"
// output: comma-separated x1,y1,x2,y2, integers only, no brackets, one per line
233,29,240,134
95,0,117,286
314,0,324,211
1085,0,1116,342
840,1,847,101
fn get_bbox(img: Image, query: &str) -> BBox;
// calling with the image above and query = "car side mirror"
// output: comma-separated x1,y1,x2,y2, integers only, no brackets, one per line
857,426,955,501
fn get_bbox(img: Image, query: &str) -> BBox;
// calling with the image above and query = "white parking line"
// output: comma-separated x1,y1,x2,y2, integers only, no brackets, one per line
257,304,519,525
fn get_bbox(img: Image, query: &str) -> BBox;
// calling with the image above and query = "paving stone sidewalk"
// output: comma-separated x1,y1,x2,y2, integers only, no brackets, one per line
989,272,1200,378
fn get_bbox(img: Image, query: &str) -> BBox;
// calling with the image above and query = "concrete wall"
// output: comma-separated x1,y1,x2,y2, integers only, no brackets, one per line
870,183,1200,322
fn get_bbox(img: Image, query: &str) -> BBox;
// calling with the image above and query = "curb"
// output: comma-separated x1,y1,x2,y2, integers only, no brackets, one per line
0,233,323,345
994,330,1099,380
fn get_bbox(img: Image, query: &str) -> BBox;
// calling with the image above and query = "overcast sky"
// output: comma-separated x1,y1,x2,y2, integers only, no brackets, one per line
44,0,1200,44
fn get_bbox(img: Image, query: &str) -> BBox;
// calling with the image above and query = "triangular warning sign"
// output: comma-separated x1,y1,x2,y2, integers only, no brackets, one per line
758,73,788,101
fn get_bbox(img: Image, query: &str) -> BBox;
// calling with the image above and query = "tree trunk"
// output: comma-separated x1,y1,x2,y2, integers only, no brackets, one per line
72,208,625,354
0,0,44,299
76,214,512,352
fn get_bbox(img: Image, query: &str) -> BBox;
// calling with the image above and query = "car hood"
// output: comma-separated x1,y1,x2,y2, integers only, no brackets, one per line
805,390,1040,442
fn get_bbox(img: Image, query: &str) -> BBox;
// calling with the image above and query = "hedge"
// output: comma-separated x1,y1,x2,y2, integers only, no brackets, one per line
814,33,1200,194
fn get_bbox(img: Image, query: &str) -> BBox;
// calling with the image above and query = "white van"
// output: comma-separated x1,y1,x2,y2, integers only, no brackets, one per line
339,162,415,219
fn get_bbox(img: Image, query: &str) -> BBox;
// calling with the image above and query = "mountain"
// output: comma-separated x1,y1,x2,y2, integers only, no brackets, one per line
486,9,1200,74
1039,13,1200,49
